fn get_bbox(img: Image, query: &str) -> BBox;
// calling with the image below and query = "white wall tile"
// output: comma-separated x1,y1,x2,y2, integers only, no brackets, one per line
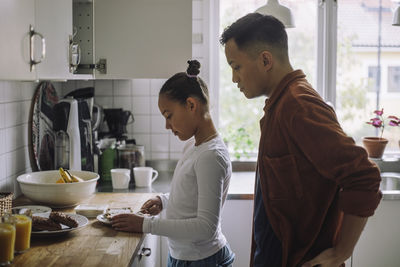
150,152,169,160
132,115,151,134
193,19,202,33
0,82,5,103
4,81,22,102
169,134,186,152
95,80,113,96
151,134,169,152
6,147,26,177
5,125,24,153
0,129,5,154
5,102,22,128
169,152,182,160
192,1,203,20
150,96,160,115
22,100,31,124
21,82,37,101
151,115,168,134
192,43,204,58
150,79,166,96
113,96,132,111
132,96,151,115
131,134,151,154
95,96,113,109
0,104,4,129
113,80,131,96
132,79,151,96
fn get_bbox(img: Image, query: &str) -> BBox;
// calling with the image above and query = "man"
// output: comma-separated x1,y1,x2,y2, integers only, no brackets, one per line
220,13,382,267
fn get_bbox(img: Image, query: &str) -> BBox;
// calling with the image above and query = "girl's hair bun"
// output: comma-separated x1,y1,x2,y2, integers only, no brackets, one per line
187,60,201,76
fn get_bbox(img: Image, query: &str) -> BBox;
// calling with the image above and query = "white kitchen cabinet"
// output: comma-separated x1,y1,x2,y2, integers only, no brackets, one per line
73,0,192,79
221,199,253,267
132,234,160,267
0,0,36,80
35,0,75,80
0,0,74,81
351,200,400,267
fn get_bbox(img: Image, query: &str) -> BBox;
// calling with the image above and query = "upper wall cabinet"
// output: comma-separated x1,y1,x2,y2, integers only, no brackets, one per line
73,0,192,79
35,0,75,80
0,0,36,80
0,0,74,81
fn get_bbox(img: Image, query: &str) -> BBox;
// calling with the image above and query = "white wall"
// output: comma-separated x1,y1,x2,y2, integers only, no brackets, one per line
0,81,62,194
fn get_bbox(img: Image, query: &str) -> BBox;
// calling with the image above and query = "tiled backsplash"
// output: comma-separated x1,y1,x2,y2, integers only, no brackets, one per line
0,81,62,194
61,79,188,160
0,0,210,196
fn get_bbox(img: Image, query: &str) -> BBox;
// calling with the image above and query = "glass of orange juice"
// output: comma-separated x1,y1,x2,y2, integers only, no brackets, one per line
0,221,16,265
13,214,32,253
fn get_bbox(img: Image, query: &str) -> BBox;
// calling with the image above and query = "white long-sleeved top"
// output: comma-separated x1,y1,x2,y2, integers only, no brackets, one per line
142,135,232,261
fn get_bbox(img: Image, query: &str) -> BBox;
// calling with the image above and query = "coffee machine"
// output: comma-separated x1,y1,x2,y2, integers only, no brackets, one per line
53,88,96,171
100,108,134,141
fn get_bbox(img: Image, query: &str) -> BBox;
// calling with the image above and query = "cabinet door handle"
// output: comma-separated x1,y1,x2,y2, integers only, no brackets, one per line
140,247,151,257
29,25,46,72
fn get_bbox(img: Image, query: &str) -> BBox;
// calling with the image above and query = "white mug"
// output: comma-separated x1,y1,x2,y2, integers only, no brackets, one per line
134,167,158,187
110,168,131,189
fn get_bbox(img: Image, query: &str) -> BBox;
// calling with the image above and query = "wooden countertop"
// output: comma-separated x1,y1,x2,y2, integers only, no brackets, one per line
11,193,157,267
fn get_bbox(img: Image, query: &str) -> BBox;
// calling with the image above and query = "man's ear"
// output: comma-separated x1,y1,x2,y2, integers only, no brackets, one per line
260,51,273,70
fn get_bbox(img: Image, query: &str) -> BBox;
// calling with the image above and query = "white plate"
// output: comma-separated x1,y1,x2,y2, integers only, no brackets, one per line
32,213,89,236
12,205,52,215
96,214,112,225
96,211,148,225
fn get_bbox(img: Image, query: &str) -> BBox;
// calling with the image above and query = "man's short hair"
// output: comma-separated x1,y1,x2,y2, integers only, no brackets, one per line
220,13,288,61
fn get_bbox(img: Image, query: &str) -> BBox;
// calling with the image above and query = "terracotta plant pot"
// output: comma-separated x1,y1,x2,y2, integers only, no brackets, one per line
362,137,388,158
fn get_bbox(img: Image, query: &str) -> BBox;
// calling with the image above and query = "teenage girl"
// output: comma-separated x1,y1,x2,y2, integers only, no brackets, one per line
111,60,235,267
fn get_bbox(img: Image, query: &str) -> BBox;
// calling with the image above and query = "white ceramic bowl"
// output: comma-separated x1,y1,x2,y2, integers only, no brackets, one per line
17,170,99,207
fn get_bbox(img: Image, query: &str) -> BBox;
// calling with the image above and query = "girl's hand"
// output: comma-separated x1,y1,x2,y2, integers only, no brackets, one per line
111,213,144,233
140,196,163,215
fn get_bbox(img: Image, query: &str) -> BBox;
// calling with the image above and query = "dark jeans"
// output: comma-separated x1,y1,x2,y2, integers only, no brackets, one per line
167,244,235,267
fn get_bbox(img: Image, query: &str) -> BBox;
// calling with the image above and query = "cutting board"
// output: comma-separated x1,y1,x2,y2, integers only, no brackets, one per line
29,82,59,171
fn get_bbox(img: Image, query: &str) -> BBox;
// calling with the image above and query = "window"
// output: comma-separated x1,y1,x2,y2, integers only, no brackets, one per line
336,0,400,151
368,66,379,92
388,66,400,92
219,0,316,160
218,0,400,158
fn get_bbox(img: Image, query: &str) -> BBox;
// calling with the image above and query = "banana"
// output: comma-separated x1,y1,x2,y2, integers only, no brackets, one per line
66,170,84,183
59,167,73,183
56,178,65,183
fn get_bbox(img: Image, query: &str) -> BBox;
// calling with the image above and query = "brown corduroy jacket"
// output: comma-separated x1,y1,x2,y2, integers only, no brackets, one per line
250,70,382,267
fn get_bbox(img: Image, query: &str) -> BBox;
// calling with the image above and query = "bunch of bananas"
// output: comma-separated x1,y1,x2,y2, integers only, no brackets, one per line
56,168,84,183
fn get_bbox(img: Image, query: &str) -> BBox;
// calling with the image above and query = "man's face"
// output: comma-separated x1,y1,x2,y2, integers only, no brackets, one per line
224,39,269,99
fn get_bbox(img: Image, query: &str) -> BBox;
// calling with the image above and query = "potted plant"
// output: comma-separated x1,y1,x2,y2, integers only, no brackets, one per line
363,109,390,158
388,115,400,149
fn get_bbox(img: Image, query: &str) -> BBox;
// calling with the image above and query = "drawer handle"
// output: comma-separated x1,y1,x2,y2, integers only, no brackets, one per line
140,247,151,257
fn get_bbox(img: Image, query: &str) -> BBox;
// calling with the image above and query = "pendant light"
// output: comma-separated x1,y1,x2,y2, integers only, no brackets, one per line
255,0,295,28
393,5,400,26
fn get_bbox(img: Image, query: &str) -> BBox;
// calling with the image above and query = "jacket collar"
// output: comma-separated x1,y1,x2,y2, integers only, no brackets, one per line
263,69,306,113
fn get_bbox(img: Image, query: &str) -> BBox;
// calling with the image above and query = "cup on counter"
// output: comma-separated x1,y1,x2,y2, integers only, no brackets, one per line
133,167,158,187
110,168,131,189
13,214,32,253
0,221,15,265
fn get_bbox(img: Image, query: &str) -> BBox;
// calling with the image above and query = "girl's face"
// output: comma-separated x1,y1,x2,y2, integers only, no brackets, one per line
158,94,196,141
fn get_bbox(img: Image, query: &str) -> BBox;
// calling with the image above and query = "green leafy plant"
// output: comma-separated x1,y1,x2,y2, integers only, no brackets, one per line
223,127,255,160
